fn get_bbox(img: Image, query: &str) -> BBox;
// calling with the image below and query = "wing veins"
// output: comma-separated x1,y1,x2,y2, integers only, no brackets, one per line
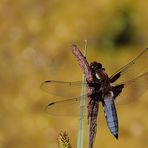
115,72,148,86
110,48,147,80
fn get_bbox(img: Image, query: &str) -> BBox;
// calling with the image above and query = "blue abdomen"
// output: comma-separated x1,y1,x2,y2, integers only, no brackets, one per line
103,97,118,139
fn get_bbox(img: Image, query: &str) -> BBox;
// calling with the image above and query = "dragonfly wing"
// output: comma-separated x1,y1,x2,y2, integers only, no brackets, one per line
41,80,87,98
114,72,148,105
45,95,88,116
110,48,148,83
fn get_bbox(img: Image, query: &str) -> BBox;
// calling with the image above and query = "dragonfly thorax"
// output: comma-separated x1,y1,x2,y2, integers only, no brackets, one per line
90,61,113,101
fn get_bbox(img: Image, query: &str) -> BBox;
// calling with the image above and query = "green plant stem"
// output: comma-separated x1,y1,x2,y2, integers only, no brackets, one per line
77,41,87,148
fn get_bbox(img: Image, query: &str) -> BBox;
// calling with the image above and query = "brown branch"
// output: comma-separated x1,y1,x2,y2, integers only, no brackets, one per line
71,44,98,148
71,44,93,82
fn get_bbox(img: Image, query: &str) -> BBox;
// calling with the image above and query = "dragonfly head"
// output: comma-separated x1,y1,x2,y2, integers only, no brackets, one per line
90,61,104,72
90,61,106,80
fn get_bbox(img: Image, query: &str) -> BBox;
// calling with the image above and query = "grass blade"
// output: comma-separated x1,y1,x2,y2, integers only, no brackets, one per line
77,41,88,148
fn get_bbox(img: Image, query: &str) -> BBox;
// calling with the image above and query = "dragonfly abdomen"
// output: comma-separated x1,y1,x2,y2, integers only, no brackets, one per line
103,98,118,139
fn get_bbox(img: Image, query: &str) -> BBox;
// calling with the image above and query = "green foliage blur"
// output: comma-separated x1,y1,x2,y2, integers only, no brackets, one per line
0,0,148,148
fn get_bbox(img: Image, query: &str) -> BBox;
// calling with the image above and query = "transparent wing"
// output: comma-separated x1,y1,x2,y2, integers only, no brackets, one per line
41,80,87,98
43,73,148,116
41,80,100,116
114,72,148,105
44,95,88,116
110,48,148,83
41,80,100,98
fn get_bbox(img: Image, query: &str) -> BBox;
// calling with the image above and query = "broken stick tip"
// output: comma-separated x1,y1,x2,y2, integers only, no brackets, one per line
72,44,77,47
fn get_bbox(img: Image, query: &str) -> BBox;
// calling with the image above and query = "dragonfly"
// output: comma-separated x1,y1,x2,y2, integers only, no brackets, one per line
41,48,148,140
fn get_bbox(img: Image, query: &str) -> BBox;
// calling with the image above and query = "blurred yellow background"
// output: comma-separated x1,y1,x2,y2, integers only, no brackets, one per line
0,0,148,148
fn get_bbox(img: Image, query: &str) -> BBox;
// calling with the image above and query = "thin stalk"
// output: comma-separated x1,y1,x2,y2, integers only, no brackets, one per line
77,40,88,148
